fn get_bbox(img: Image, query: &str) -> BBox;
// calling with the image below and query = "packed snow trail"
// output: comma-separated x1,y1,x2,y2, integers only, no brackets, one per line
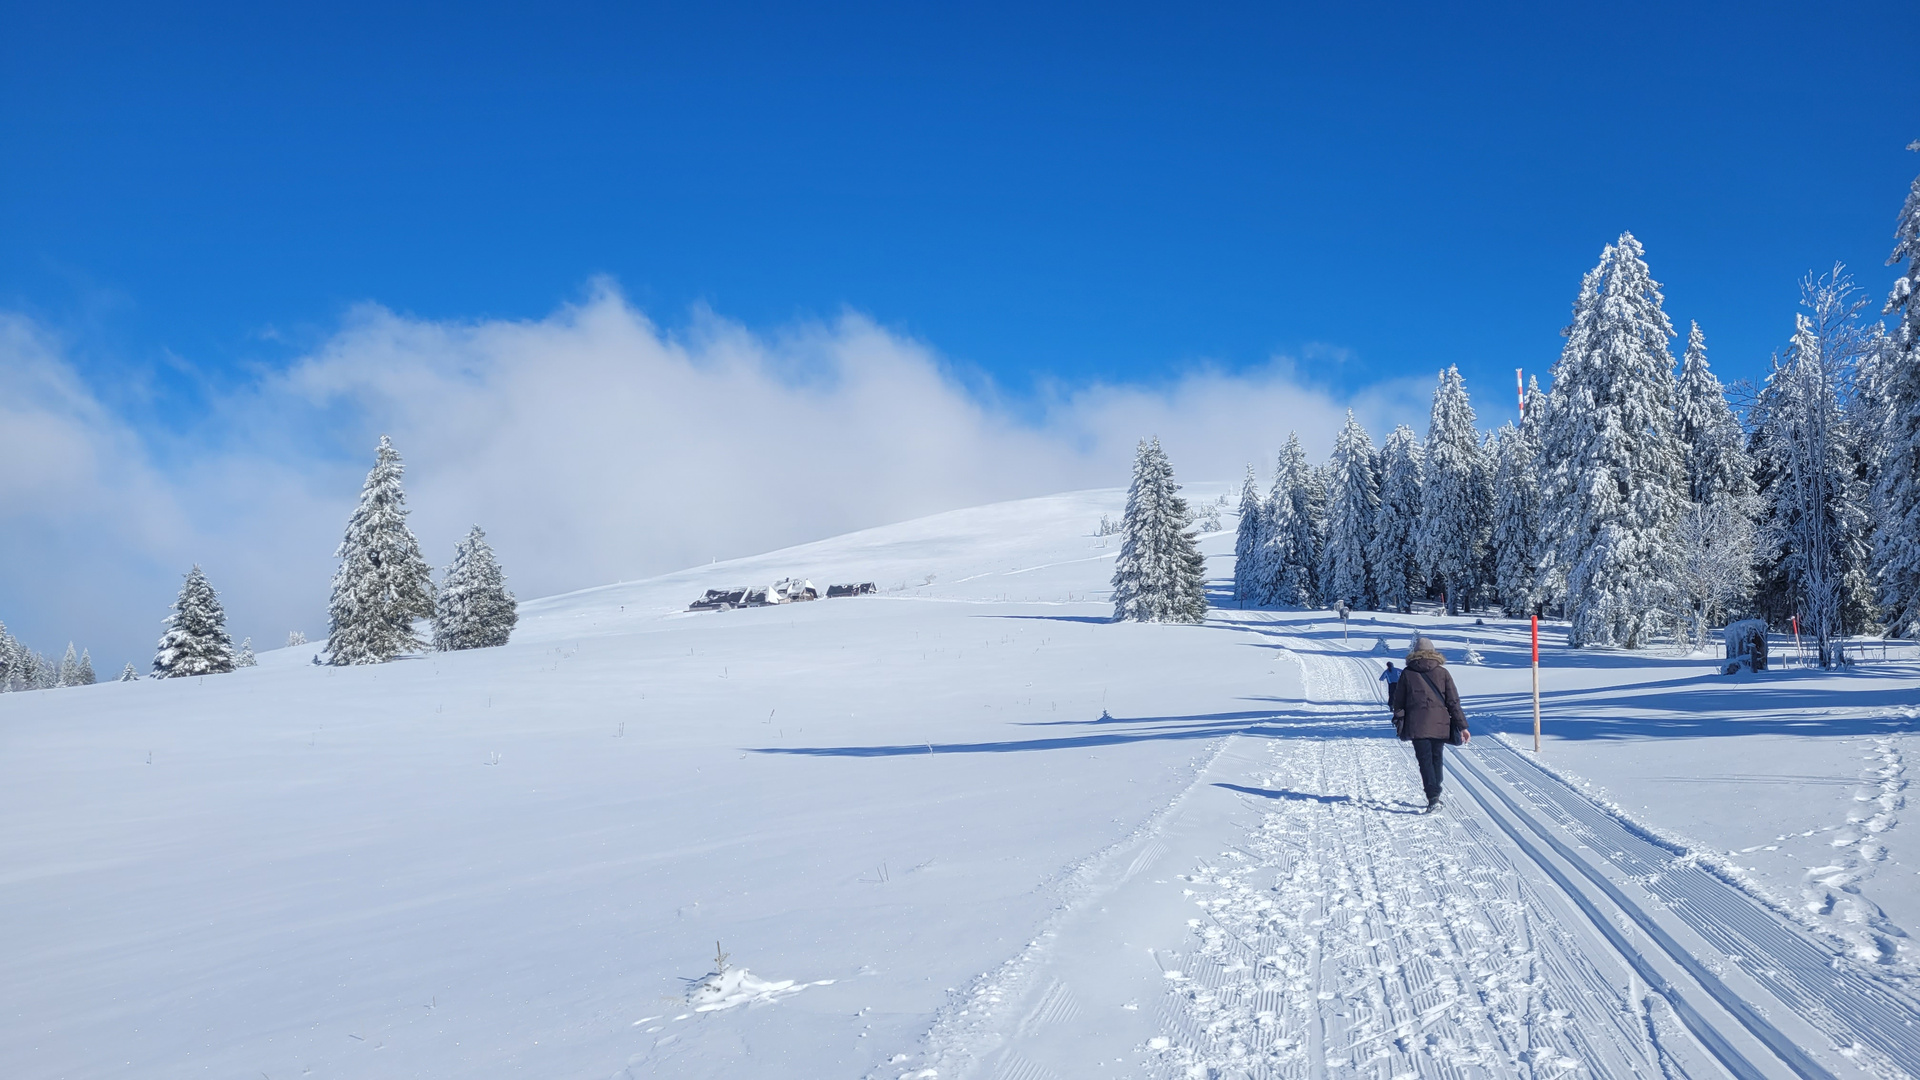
1143,636,1676,1080
929,619,1916,1080
1243,635,1919,1080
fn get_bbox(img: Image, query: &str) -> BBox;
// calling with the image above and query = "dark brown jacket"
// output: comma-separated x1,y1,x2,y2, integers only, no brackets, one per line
1390,653,1469,742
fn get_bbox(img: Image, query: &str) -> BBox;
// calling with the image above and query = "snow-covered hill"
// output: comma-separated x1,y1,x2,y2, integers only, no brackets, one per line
4,487,1918,1079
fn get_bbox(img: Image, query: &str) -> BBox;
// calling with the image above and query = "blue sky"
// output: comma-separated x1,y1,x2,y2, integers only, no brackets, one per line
7,2,1915,419
1,2,1917,666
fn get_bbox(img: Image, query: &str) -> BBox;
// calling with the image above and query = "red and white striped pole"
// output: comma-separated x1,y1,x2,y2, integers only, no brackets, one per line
1531,614,1541,753
1516,368,1525,417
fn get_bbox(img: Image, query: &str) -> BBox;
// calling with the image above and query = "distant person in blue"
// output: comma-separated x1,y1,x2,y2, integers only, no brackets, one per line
1379,661,1399,686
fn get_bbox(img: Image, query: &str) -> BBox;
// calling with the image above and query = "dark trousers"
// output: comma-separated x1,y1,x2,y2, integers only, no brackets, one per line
1412,738,1447,801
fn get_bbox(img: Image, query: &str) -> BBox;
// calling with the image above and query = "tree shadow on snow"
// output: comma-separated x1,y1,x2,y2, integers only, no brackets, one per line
746,707,1395,758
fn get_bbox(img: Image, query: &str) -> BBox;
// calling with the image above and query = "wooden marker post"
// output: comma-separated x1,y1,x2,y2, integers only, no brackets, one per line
1531,614,1542,753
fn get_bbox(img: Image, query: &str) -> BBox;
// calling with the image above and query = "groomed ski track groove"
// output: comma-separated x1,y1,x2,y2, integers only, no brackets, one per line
1466,736,1920,1078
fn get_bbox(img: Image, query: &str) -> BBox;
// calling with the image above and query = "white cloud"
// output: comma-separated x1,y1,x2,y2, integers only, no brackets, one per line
0,286,1428,669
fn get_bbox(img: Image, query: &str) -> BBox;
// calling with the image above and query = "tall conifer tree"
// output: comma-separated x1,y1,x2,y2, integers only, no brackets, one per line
153,566,236,677
1418,367,1484,614
1368,426,1424,613
1322,412,1378,609
1752,269,1875,665
1231,465,1266,605
434,525,520,650
1491,379,1545,616
327,436,436,664
1873,145,1920,638
1539,234,1688,648
1111,439,1209,623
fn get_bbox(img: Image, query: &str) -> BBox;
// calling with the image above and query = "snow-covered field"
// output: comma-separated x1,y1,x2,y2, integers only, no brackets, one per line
4,488,1918,1079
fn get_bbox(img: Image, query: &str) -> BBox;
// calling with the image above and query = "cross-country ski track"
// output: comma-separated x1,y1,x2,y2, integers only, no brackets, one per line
913,611,1920,1080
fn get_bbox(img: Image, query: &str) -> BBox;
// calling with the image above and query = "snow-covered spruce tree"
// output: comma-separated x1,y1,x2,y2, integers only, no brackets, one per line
434,525,519,650
1306,462,1331,597
1262,434,1319,606
153,565,235,678
1677,322,1758,509
57,643,78,687
1368,425,1424,613
1490,381,1546,616
0,621,17,692
1473,429,1499,606
1872,145,1920,639
1232,464,1267,606
1321,412,1379,609
119,661,139,682
1674,322,1758,632
1538,234,1688,648
236,638,257,667
326,435,436,664
75,649,95,685
1418,366,1485,615
1111,438,1209,623
1751,268,1876,666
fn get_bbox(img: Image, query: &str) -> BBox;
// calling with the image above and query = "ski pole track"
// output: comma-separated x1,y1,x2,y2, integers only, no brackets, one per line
1153,638,1662,1078
1471,732,1920,1078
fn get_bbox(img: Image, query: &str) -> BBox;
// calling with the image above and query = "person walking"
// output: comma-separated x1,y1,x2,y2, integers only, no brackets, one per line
1388,636,1470,812
1378,661,1400,687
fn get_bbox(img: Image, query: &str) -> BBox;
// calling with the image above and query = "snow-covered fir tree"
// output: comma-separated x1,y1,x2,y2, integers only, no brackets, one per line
1473,429,1499,606
1231,464,1267,606
1752,268,1876,666
1111,438,1209,623
1305,462,1331,596
434,525,519,650
1368,425,1424,613
119,662,139,682
1872,146,1920,639
1538,234,1688,648
1677,322,1758,508
75,649,95,686
1321,412,1378,609
326,435,436,664
1489,378,1545,616
1673,322,1758,629
57,643,79,687
236,638,257,667
153,565,235,678
1418,367,1485,614
0,621,17,692
1259,434,1319,607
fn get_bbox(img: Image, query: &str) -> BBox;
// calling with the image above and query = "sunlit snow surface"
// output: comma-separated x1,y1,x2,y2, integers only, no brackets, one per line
3,486,1918,1079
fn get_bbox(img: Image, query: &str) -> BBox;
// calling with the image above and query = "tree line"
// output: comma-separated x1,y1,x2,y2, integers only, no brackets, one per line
1117,151,1920,669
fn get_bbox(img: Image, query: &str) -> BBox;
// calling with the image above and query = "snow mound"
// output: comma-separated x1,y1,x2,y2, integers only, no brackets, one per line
686,967,824,1012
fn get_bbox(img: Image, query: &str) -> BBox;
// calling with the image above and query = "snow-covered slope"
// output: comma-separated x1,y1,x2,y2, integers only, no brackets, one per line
4,486,1918,1080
